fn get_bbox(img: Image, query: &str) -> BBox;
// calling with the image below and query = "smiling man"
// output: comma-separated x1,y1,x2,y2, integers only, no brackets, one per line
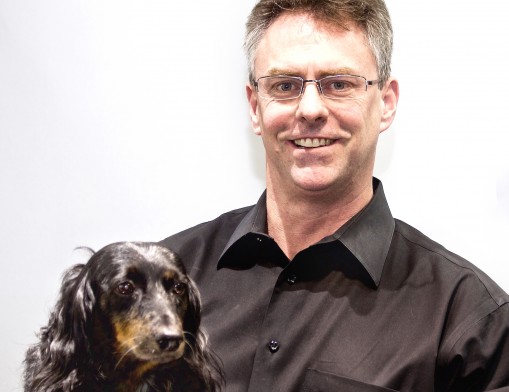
162,0,509,391
246,11,398,261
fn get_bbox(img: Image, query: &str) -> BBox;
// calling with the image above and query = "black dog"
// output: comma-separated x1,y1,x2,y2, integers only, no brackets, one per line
23,241,223,391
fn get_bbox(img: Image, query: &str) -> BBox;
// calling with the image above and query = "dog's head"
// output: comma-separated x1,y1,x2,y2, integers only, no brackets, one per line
25,242,222,391
80,242,201,370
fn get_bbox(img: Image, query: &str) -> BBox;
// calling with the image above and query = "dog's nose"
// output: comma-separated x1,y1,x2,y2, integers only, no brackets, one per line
156,334,183,351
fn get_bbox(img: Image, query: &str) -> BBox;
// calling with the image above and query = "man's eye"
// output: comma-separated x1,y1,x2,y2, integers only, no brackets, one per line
268,79,299,93
324,79,352,91
331,81,347,90
276,82,296,92
117,281,135,296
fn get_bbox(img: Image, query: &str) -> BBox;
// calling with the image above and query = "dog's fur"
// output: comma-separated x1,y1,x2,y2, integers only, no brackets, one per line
23,242,223,391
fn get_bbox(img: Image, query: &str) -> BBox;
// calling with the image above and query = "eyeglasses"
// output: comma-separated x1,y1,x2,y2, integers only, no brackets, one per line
253,74,379,101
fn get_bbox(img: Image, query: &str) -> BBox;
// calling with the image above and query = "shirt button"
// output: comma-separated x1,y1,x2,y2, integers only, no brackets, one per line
268,340,280,353
287,275,297,285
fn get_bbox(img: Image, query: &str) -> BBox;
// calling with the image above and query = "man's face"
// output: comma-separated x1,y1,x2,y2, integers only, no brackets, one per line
247,12,398,199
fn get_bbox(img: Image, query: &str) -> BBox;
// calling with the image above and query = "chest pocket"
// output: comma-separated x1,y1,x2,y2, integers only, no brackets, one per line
301,368,399,392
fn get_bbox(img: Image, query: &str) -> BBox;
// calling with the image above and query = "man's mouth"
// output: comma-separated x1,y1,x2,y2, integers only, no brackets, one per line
293,138,334,148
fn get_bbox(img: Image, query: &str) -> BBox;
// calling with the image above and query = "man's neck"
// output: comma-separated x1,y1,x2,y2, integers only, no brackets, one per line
266,181,373,260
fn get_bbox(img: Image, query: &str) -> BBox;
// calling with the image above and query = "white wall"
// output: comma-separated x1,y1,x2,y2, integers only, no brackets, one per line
1,1,508,390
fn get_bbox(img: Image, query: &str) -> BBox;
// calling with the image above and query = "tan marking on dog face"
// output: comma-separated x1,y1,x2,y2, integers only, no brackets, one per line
133,361,159,379
162,270,177,280
113,317,150,358
112,315,185,367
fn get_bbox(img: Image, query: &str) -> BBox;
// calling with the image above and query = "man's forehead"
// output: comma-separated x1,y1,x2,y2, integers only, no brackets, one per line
268,11,365,39
254,12,374,76
258,11,370,55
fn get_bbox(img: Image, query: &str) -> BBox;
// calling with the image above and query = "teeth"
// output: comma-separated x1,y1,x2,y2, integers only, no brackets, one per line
294,138,333,148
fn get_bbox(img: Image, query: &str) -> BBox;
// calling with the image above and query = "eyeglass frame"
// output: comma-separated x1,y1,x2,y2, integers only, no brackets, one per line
253,74,380,101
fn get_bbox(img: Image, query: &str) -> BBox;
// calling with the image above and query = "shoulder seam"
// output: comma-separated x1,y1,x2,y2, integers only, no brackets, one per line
393,223,506,306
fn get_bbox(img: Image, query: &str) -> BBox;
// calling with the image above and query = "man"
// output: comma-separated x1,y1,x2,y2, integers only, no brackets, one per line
162,0,509,390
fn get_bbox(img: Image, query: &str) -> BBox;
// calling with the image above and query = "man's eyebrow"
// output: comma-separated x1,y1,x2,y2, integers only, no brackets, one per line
318,67,358,77
265,68,301,77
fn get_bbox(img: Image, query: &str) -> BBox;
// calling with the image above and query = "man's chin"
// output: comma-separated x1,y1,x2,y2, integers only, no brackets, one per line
290,168,343,193
291,177,342,197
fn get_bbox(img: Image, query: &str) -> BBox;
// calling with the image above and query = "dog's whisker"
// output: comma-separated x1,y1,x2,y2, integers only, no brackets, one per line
114,343,142,371
183,330,199,342
183,332,200,358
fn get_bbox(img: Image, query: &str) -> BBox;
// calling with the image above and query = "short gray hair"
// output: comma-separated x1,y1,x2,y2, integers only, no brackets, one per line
244,0,393,88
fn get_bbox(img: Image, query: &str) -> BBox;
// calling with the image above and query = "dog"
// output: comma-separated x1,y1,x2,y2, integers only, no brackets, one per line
23,241,223,391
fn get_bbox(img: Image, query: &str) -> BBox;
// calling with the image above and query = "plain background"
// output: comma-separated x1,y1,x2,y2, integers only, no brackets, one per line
1,0,508,390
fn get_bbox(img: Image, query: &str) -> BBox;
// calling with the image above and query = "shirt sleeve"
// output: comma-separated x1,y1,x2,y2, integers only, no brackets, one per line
437,303,509,391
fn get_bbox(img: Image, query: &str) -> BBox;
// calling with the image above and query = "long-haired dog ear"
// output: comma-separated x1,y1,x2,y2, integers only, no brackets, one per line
24,261,96,391
183,278,202,336
181,278,225,391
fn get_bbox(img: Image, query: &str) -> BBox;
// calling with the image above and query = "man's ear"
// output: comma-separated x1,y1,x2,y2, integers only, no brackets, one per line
379,78,399,133
246,82,262,135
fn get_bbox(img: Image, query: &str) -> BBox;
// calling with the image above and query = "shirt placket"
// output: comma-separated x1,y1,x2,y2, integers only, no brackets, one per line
246,266,299,392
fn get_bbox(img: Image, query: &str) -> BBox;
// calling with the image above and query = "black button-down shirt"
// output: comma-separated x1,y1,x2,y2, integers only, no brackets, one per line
161,179,509,391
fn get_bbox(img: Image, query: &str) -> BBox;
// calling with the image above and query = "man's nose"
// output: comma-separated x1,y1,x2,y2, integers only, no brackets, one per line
296,81,329,122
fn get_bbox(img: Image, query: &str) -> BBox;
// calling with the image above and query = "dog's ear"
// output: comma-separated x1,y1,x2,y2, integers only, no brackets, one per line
180,278,225,391
65,263,96,345
184,277,202,336
24,262,96,390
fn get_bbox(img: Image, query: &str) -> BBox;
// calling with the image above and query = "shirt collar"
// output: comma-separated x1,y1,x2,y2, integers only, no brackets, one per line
333,178,395,286
217,178,395,287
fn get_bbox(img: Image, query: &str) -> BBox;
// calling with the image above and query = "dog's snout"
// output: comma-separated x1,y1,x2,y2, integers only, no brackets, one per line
156,334,183,351
161,314,171,326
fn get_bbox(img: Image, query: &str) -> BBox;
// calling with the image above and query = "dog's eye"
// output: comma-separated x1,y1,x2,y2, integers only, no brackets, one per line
172,282,186,296
117,281,135,296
